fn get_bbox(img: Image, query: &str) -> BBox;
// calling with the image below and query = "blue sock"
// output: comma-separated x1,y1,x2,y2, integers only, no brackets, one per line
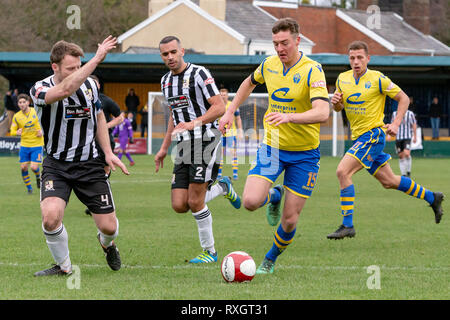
341,185,355,227
259,187,281,208
265,225,296,262
397,176,434,205
269,187,281,204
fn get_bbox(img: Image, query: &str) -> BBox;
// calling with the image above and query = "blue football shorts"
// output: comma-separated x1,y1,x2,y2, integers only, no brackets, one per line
346,127,391,175
222,136,237,149
248,144,320,198
19,146,43,164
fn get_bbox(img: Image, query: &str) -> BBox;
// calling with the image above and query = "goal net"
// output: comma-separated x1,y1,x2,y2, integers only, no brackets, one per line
147,92,345,159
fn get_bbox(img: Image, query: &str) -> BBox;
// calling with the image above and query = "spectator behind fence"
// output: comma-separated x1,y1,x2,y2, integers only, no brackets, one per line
125,88,139,131
139,104,148,138
429,96,442,140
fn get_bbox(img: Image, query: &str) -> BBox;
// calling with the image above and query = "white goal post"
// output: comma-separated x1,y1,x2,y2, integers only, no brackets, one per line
147,92,345,157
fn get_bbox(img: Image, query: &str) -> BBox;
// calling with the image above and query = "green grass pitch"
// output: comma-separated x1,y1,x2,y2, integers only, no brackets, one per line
0,154,448,299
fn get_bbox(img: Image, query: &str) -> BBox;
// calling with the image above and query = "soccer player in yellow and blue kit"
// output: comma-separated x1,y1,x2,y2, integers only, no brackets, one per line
327,41,444,239
218,86,243,180
219,18,330,274
10,93,44,194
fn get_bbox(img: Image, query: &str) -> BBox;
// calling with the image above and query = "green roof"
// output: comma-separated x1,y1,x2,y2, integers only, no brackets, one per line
1,51,449,67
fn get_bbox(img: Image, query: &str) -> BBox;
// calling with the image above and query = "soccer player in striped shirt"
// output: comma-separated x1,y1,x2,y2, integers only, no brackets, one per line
10,93,44,194
391,109,417,177
155,36,241,264
30,36,129,276
327,41,444,240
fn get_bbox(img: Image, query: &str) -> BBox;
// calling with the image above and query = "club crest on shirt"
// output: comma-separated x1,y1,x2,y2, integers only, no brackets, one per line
85,88,93,101
365,81,371,89
183,78,190,89
293,73,301,84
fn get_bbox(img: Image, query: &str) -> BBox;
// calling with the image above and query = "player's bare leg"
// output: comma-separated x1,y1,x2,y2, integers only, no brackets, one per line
35,197,71,276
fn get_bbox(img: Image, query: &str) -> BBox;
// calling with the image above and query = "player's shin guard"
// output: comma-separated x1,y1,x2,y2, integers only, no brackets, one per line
265,225,296,262
397,176,434,205
341,184,355,227
192,205,215,254
98,218,119,248
43,223,71,272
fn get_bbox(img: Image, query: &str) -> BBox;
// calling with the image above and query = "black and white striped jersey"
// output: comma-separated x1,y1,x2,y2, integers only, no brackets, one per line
392,110,416,140
161,63,220,141
30,75,102,162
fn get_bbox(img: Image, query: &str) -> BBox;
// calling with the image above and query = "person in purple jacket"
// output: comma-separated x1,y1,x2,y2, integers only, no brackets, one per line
112,113,135,166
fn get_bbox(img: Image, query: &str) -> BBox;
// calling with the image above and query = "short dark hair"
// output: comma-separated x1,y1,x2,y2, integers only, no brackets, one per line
272,18,299,35
159,36,181,46
50,40,84,64
348,41,369,54
17,93,31,102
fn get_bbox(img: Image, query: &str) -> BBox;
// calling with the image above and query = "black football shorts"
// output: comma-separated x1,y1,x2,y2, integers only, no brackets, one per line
395,139,411,154
171,136,221,189
40,156,115,214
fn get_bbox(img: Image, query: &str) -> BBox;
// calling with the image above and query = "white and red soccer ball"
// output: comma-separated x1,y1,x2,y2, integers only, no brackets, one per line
221,251,256,283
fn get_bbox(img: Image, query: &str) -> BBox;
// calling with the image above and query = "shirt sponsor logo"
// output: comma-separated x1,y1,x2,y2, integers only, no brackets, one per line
311,80,326,88
271,87,294,103
167,95,191,110
64,105,92,119
204,78,215,85
346,93,366,105
267,68,278,74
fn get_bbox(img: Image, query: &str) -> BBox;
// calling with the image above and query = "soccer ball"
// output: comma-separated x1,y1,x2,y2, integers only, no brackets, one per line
221,251,256,283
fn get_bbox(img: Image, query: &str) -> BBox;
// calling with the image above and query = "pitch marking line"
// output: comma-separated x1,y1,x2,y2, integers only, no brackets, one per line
0,261,448,272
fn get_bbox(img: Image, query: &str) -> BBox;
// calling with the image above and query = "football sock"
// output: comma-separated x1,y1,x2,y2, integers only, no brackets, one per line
32,167,40,179
117,152,123,160
397,176,434,205
232,155,238,179
341,184,355,227
399,158,407,176
98,218,119,248
218,158,223,178
265,224,296,262
43,223,71,272
21,170,32,190
205,184,225,203
405,156,412,175
260,187,281,207
192,205,215,254
125,152,133,163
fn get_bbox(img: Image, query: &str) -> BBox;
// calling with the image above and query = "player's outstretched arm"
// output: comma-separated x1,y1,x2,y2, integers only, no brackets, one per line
44,36,117,105
219,76,256,134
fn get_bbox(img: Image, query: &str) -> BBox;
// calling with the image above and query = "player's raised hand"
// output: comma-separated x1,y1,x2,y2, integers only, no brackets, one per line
155,149,167,173
107,153,129,175
218,112,233,135
94,35,117,63
264,112,291,126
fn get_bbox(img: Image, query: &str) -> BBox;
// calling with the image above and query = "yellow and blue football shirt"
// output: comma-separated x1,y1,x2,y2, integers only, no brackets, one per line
336,69,401,140
10,107,44,147
223,101,239,138
251,52,329,151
